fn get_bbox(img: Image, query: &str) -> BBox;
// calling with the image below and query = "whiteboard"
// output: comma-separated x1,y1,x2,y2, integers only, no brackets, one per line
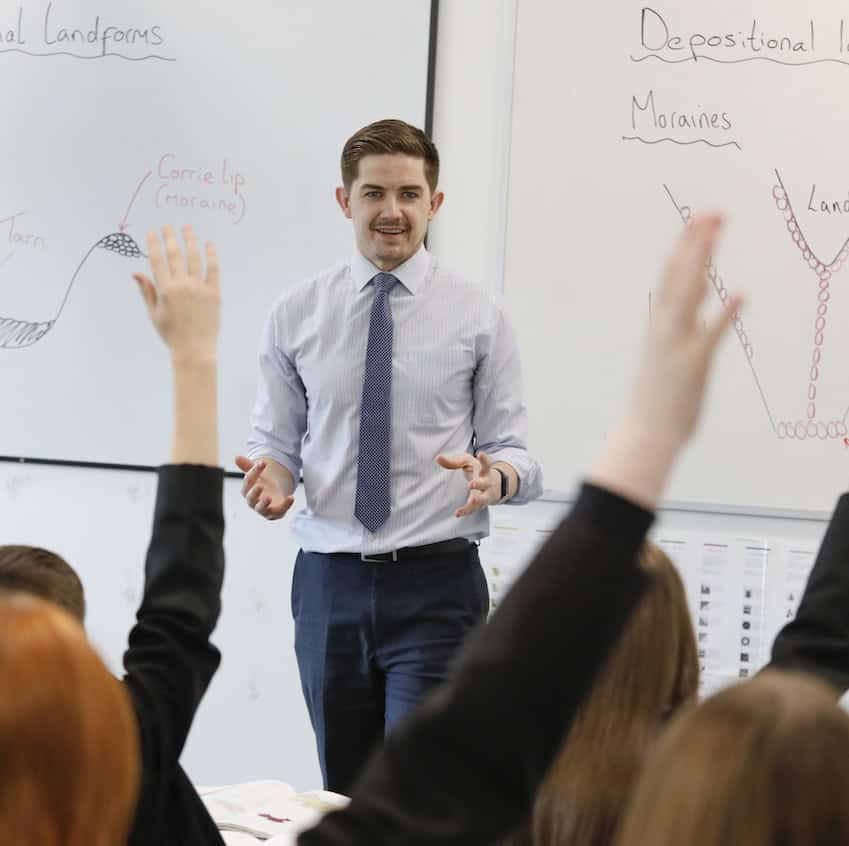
0,0,432,467
505,0,849,513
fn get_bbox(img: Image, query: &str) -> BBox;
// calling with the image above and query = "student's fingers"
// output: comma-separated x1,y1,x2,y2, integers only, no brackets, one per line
705,293,744,355
205,241,220,291
183,224,202,280
675,215,722,321
146,230,168,286
132,273,157,313
161,224,186,280
658,214,722,318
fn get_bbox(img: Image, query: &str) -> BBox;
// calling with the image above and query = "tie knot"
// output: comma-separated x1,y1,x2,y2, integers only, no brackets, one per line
371,272,398,294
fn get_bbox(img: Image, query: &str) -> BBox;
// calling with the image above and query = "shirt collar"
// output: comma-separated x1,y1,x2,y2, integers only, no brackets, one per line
351,244,430,295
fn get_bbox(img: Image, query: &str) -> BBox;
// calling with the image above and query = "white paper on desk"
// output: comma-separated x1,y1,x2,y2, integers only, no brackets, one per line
198,781,348,842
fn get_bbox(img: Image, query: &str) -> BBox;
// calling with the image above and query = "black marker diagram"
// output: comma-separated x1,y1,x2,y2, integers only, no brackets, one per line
664,175,849,441
0,232,142,350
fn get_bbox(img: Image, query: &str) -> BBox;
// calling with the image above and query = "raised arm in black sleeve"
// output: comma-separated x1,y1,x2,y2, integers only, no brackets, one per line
299,482,654,846
770,493,849,693
123,464,227,846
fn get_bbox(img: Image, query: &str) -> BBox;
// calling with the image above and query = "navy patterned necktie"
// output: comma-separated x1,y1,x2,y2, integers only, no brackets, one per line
355,272,399,533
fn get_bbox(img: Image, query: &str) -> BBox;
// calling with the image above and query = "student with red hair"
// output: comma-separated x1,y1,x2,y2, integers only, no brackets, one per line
0,223,227,843
0,595,138,845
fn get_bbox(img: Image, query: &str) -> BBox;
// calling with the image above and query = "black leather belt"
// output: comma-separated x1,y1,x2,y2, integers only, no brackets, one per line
331,538,472,564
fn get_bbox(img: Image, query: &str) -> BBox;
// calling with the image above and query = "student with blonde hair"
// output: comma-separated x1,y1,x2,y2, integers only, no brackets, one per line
610,465,849,846
0,596,138,846
615,670,849,846
496,433,849,846
499,542,698,846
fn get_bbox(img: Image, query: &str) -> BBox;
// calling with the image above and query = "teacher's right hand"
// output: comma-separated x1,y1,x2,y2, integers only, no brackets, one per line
235,455,295,520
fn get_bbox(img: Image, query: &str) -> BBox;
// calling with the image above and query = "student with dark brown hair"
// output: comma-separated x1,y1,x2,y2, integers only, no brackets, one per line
0,595,138,845
0,545,85,621
615,670,849,846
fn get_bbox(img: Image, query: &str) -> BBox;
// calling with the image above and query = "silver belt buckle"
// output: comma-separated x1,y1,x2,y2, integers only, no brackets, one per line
360,550,399,563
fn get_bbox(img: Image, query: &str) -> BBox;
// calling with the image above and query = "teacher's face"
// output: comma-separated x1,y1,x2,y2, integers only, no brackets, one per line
336,153,443,272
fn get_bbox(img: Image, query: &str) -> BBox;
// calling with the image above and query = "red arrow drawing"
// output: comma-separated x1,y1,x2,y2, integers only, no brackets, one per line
119,170,152,232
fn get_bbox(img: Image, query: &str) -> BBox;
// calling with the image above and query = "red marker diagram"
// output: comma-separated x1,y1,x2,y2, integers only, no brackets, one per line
664,176,849,441
0,231,142,350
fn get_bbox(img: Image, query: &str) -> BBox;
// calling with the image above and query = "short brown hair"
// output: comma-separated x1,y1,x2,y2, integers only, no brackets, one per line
0,546,85,623
616,670,849,846
340,119,439,192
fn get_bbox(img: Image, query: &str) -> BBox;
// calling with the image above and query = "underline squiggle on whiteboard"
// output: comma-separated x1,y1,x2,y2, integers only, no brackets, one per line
0,48,175,61
622,135,742,150
630,53,849,68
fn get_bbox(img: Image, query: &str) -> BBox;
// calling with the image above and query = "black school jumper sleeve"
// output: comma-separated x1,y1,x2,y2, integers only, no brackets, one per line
123,465,227,846
771,493,849,692
298,482,654,846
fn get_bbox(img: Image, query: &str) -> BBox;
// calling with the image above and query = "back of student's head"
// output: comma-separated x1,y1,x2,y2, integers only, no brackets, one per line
0,595,138,845
502,542,698,846
615,669,849,846
0,545,85,622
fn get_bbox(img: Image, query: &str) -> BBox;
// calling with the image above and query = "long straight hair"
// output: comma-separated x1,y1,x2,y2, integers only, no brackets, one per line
616,670,849,846
0,595,139,845
502,542,698,846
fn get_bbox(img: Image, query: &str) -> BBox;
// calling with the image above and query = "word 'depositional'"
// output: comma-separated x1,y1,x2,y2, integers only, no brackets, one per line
638,7,849,65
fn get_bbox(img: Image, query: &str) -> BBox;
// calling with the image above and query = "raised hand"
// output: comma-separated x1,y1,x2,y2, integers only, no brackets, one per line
628,213,741,449
132,224,220,362
235,455,295,520
590,214,743,508
436,450,501,518
132,224,221,466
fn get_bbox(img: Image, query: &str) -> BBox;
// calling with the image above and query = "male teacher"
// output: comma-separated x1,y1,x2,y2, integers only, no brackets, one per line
237,119,542,792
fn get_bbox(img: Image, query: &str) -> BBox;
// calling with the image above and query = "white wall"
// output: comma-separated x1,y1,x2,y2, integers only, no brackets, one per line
428,0,517,290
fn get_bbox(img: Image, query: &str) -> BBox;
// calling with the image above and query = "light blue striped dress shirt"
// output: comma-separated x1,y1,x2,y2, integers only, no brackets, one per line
246,245,543,555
